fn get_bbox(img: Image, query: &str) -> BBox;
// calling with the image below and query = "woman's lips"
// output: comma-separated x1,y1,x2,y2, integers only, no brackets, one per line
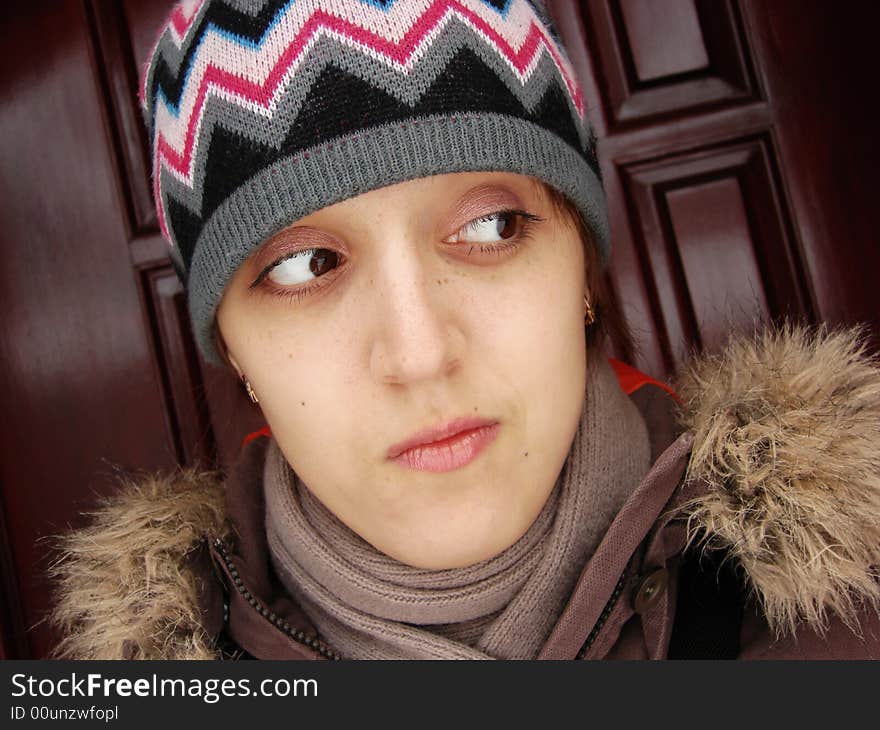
387,417,500,473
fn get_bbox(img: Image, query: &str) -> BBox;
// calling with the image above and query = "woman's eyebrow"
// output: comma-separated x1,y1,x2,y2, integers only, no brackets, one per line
452,183,526,217
248,225,335,270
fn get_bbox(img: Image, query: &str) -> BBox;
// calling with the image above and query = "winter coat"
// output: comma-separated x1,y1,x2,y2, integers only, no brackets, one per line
50,327,880,659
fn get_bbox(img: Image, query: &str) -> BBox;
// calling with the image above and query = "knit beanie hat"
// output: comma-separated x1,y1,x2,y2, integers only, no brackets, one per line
141,0,608,363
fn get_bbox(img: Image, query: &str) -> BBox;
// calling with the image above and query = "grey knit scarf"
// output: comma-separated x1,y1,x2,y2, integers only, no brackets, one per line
265,358,650,659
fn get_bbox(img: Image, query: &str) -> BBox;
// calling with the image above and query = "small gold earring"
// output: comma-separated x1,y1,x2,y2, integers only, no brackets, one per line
241,375,259,404
584,294,596,326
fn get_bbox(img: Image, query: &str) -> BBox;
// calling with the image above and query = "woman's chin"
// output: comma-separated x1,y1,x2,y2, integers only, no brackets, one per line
375,538,509,571
364,498,551,570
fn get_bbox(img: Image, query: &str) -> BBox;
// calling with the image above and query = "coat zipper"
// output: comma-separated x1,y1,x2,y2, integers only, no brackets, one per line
576,559,631,660
212,538,341,661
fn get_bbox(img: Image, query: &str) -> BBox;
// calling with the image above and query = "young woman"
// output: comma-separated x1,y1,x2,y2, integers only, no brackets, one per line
51,0,880,660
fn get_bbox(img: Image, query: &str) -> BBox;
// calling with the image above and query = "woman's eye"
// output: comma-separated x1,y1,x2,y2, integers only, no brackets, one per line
450,211,521,244
266,248,341,286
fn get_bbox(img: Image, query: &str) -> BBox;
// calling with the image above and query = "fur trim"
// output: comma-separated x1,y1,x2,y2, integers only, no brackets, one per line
50,469,229,659
677,325,880,636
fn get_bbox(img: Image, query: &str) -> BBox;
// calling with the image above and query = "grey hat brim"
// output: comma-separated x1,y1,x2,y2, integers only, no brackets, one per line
190,112,608,365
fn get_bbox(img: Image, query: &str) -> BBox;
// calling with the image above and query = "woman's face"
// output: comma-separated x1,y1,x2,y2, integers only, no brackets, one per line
217,171,587,569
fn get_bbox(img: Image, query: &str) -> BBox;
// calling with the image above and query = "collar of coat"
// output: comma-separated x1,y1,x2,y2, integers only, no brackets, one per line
49,325,880,659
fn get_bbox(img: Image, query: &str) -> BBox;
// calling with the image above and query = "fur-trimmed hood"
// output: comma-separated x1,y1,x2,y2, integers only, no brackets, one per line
50,470,230,659
50,326,880,659
676,326,880,636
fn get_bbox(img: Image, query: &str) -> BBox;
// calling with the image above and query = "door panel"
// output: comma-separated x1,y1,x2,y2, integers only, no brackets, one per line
0,0,182,659
620,137,808,368
579,0,757,126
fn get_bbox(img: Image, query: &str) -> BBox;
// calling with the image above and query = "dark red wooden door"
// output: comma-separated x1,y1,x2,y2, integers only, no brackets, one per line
1,0,877,658
553,0,880,373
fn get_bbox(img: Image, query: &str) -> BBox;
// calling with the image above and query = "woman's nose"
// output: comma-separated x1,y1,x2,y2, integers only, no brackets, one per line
368,255,465,386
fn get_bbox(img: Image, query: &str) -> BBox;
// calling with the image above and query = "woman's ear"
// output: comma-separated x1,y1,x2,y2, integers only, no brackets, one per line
221,338,260,405
213,322,244,378
226,349,245,381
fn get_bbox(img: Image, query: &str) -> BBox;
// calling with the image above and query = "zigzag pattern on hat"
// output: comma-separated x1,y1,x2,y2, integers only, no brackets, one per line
141,0,592,247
